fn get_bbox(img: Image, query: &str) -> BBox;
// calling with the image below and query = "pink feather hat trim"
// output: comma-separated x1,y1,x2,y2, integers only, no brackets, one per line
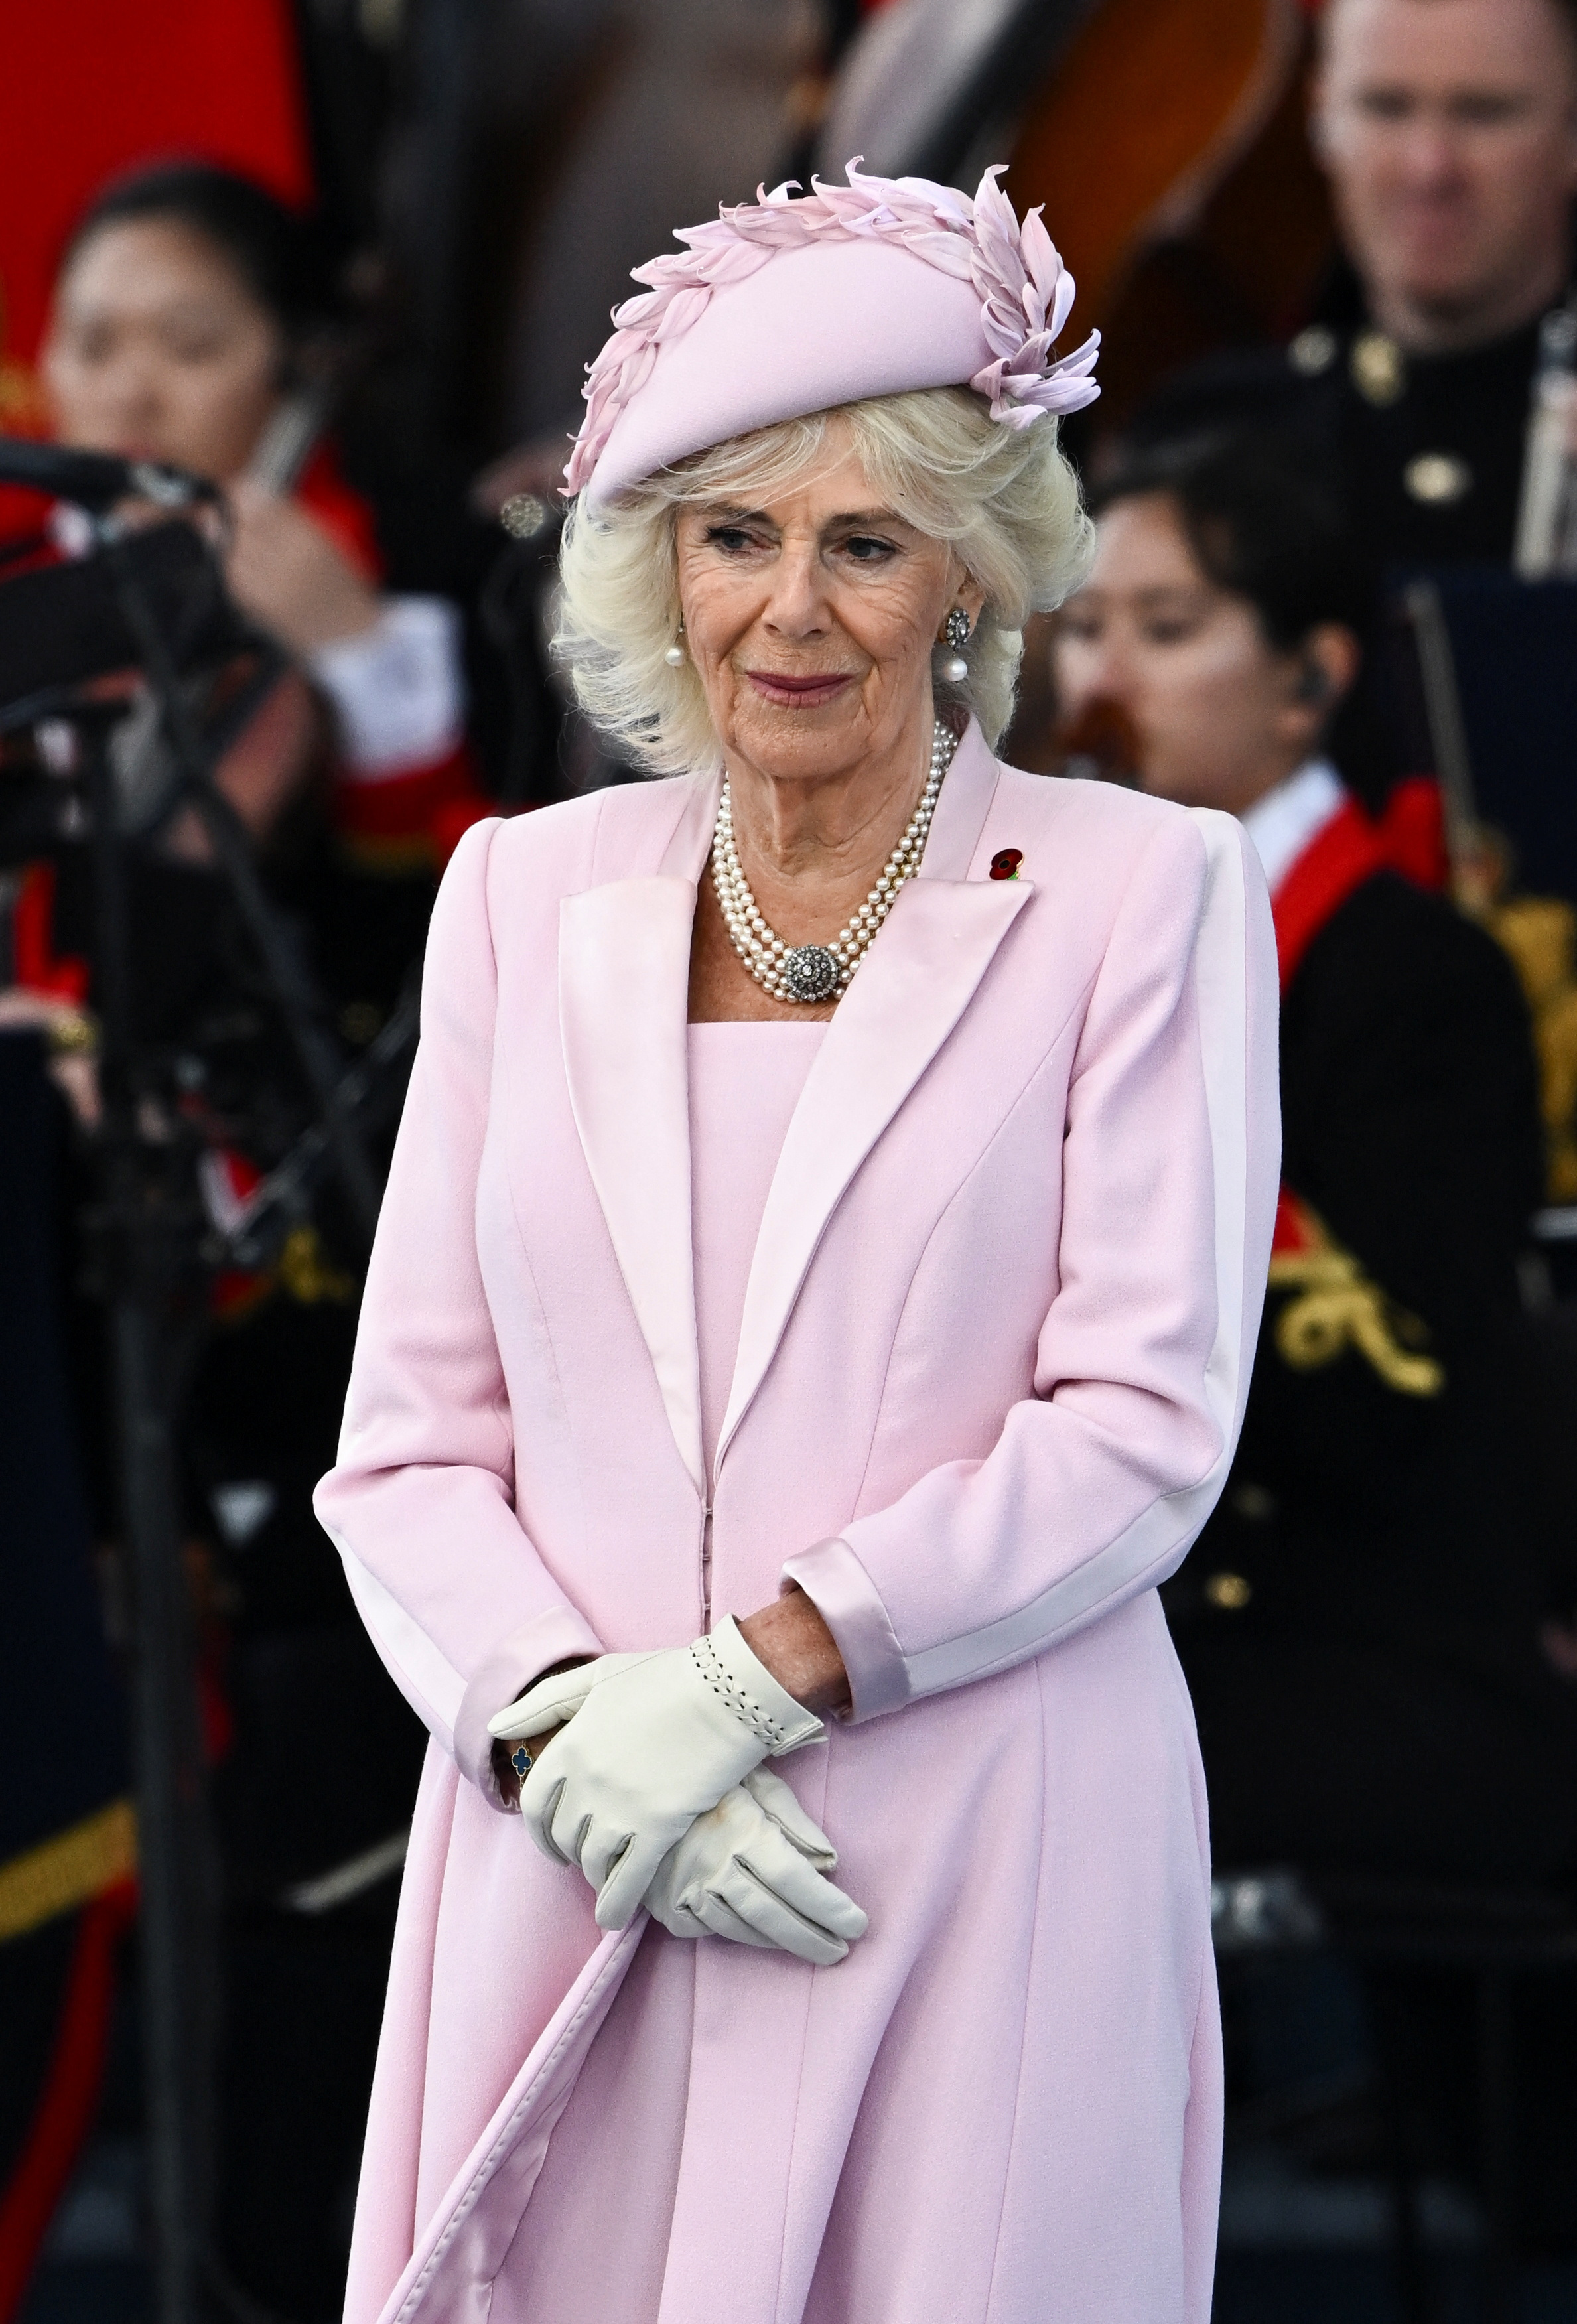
565,158,1100,503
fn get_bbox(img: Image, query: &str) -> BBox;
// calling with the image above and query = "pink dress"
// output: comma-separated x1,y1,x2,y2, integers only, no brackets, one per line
317,726,1282,2324
496,1024,827,2324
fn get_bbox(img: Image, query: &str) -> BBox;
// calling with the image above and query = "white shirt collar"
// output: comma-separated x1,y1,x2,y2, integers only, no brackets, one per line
48,499,96,560
1239,760,1346,897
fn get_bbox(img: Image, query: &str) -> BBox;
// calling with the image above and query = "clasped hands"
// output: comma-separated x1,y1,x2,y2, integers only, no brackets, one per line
487,1617,868,1966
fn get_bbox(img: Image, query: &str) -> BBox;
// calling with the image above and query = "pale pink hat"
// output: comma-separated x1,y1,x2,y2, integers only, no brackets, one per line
565,159,1100,504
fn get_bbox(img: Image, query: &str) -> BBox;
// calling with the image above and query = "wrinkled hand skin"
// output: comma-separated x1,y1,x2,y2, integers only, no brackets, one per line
737,1586,851,1716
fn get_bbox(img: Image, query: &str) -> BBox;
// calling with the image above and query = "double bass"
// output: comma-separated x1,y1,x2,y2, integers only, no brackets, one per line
818,0,1336,439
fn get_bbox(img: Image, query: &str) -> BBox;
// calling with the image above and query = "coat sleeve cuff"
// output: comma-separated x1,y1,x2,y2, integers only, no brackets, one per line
454,1604,603,1807
780,1538,909,1724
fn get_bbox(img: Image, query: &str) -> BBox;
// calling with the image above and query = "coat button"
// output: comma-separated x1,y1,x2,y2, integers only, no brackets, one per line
1205,1572,1253,1611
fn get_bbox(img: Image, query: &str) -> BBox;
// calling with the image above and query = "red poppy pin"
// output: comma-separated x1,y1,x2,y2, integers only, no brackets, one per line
989,849,1024,881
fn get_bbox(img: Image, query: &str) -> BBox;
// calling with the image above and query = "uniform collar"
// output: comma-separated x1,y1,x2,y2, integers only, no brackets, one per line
1240,760,1345,899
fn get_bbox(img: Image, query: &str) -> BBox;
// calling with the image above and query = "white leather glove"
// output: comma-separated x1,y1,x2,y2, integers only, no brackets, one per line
488,1617,825,1930
645,1768,868,1965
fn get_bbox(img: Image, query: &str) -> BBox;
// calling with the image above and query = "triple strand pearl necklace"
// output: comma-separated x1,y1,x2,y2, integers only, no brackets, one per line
711,718,959,1005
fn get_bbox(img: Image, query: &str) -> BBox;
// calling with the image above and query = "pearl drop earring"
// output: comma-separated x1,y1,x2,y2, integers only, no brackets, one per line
664,621,687,669
940,606,971,685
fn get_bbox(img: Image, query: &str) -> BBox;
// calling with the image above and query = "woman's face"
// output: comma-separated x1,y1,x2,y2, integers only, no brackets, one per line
1051,493,1334,815
42,218,286,482
673,420,979,791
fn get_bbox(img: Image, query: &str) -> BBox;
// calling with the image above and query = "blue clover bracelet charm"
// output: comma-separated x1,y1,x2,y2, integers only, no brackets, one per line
510,1742,533,1781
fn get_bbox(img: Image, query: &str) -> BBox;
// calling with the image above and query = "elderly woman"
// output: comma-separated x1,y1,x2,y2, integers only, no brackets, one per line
315,163,1279,2324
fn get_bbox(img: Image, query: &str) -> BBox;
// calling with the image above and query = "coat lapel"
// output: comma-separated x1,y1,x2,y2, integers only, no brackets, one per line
557,728,1020,1488
717,863,1032,1466
559,874,706,1497
912,714,1003,885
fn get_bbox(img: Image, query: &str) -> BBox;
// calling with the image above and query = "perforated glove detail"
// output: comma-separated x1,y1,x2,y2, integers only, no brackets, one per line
488,1617,825,1929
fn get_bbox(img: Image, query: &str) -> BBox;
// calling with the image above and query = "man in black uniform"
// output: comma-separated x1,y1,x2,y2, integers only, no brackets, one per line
1131,0,1577,573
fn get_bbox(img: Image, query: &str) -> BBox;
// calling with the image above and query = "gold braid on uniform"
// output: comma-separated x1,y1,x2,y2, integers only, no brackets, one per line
1483,894,1577,1203
1268,1195,1445,1398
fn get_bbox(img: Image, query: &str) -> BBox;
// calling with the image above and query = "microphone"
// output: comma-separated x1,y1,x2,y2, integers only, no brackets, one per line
0,520,243,722
0,436,221,513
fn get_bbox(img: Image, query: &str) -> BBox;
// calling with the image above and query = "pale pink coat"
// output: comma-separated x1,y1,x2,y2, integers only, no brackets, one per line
314,720,1280,2324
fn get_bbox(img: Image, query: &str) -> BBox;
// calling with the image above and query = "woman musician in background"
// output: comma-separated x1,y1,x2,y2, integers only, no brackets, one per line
29,162,483,896
1051,431,1577,1889
0,164,483,2319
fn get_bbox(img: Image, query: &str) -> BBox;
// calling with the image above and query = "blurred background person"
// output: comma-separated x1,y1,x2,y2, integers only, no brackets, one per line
1128,0,1577,571
0,161,473,2323
1048,419,1577,2269
38,161,486,886
1052,431,1577,1884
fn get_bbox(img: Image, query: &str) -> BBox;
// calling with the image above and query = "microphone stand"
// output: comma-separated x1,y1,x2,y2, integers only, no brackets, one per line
48,510,392,2324
76,695,217,2324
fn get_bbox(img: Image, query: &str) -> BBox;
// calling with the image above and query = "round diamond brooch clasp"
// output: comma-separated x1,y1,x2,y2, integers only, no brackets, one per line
781,945,840,1003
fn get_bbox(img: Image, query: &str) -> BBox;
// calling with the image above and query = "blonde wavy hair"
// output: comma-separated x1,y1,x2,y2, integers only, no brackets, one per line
553,386,1092,776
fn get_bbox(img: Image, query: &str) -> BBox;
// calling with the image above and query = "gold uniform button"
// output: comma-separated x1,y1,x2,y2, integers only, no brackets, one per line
1351,330,1406,405
1289,326,1338,377
1204,1572,1253,1611
1403,451,1473,504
